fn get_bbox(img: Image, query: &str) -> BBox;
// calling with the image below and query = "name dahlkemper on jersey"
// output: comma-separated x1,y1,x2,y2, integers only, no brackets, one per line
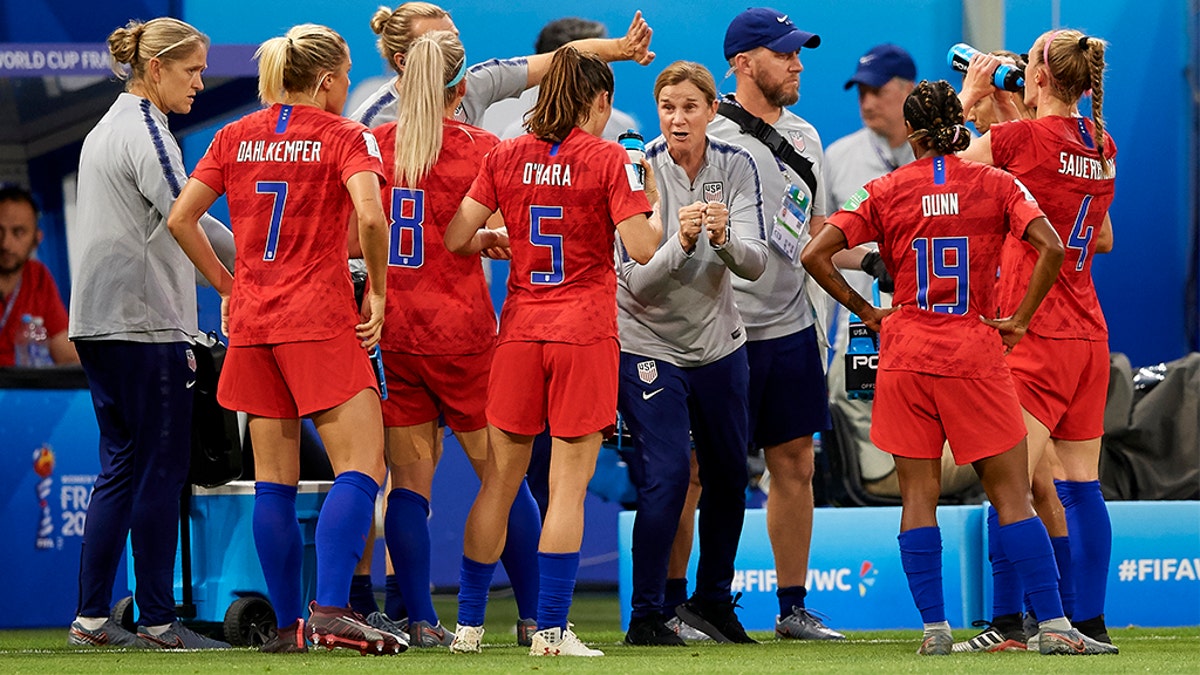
921,192,959,216
523,162,572,186
1058,152,1114,180
237,139,322,163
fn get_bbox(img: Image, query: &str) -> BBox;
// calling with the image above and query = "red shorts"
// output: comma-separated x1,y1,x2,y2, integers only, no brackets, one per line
487,338,618,438
218,332,378,418
379,348,492,431
871,369,1026,465
1006,332,1108,441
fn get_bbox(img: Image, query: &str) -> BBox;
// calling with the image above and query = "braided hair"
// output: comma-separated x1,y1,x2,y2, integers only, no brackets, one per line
903,79,972,154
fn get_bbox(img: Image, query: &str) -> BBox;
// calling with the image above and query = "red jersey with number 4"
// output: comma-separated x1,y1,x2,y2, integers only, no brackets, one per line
992,116,1116,341
467,127,651,345
374,120,498,355
192,104,385,346
827,155,1045,378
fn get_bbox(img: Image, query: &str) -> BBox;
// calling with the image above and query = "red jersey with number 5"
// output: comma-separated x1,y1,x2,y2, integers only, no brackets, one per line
827,155,1045,378
192,104,384,346
991,116,1116,340
373,120,498,355
467,127,651,345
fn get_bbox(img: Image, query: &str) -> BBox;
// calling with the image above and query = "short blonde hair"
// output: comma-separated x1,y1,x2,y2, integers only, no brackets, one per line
370,2,450,76
107,17,208,82
255,24,348,105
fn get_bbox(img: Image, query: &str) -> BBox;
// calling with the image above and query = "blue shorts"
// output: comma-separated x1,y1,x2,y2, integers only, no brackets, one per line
746,326,831,448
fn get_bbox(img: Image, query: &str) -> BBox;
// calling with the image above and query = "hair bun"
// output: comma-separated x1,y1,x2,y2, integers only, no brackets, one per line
370,6,393,35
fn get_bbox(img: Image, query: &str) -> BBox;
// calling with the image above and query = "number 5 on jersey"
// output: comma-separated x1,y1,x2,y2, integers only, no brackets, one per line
389,188,425,268
530,205,564,285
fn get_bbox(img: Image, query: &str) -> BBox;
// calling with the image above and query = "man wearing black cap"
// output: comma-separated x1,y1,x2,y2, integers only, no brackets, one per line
695,6,843,643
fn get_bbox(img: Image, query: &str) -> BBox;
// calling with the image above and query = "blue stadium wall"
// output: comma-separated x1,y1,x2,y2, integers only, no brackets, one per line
7,0,1196,365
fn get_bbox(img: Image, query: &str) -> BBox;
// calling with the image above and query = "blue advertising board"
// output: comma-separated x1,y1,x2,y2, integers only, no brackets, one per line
619,505,984,631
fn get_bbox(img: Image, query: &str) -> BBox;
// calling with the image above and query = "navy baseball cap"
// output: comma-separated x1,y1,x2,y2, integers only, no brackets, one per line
844,44,917,89
724,7,821,61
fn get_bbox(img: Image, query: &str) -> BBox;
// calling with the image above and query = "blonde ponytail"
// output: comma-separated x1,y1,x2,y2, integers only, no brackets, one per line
394,30,464,185
254,24,348,105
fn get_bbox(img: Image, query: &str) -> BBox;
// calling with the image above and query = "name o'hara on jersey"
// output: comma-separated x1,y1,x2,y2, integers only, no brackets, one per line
1058,151,1114,180
236,139,323,163
522,162,572,186
921,192,960,217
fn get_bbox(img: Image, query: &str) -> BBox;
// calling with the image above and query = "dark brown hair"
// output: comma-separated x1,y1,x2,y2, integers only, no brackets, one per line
525,46,613,142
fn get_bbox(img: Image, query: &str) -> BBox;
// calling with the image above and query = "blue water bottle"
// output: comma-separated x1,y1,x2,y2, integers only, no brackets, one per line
618,129,645,184
948,43,1025,92
368,346,388,400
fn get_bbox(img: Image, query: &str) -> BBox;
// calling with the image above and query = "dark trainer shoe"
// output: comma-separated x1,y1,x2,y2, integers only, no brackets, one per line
260,619,308,653
675,593,757,644
67,618,143,648
625,613,686,646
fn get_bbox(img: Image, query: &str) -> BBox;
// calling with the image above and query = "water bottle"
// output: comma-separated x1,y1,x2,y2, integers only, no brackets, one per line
947,43,1025,92
618,129,645,183
368,346,388,400
14,314,52,367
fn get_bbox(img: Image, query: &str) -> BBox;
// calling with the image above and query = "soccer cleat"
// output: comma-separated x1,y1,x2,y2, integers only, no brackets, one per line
775,607,846,640
1073,615,1114,645
516,618,538,647
260,619,308,653
407,619,455,647
917,626,953,655
307,602,407,655
67,618,143,648
1038,626,1119,655
1023,612,1040,650
529,626,604,657
625,613,686,646
951,616,1027,653
666,616,711,642
449,623,484,653
137,620,231,649
365,611,408,639
675,593,757,644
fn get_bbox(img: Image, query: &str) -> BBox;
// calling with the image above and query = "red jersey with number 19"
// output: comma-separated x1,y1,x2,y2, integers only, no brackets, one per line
992,116,1116,341
827,155,1045,378
192,104,385,347
468,127,651,345
374,119,498,355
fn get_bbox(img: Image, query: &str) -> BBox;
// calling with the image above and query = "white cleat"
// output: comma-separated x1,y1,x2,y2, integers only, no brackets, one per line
529,626,604,657
449,623,484,654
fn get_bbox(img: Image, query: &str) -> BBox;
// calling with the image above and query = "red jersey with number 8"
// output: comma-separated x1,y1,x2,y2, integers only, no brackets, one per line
192,104,385,346
467,127,651,345
827,155,1045,378
991,116,1116,341
373,120,498,355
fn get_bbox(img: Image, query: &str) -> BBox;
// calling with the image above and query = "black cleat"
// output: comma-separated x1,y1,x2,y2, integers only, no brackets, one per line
675,593,757,644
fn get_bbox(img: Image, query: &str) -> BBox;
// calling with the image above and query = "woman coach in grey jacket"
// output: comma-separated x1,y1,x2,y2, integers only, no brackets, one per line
616,61,767,647
66,16,233,650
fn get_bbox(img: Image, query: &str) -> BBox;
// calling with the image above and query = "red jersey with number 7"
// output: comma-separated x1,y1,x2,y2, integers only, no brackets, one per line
373,119,498,355
826,155,1045,378
467,127,651,345
991,116,1116,341
192,104,385,346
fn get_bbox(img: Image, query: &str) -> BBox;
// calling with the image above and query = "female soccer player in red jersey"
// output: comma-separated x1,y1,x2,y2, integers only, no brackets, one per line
168,24,405,656
443,46,661,657
960,30,1119,646
367,29,540,648
804,80,1114,656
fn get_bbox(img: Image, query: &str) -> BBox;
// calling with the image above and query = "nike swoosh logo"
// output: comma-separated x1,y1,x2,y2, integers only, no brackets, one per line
185,380,196,389
141,633,185,649
643,388,664,400
777,15,789,23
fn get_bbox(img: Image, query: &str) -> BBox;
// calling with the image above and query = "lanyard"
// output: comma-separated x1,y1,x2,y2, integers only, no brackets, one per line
870,135,900,172
0,276,22,335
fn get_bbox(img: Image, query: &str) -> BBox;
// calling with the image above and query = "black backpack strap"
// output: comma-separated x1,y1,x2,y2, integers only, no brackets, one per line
717,97,819,197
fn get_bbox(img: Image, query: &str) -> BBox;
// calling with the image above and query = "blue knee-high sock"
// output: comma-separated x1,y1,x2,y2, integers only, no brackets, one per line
1057,479,1111,622
988,505,1024,618
499,480,541,621
457,556,497,627
349,574,378,617
1051,536,1075,619
384,574,405,619
537,551,579,632
385,488,437,625
777,586,807,617
254,482,303,627
665,578,689,616
898,527,945,625
999,516,1064,623
314,471,378,608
